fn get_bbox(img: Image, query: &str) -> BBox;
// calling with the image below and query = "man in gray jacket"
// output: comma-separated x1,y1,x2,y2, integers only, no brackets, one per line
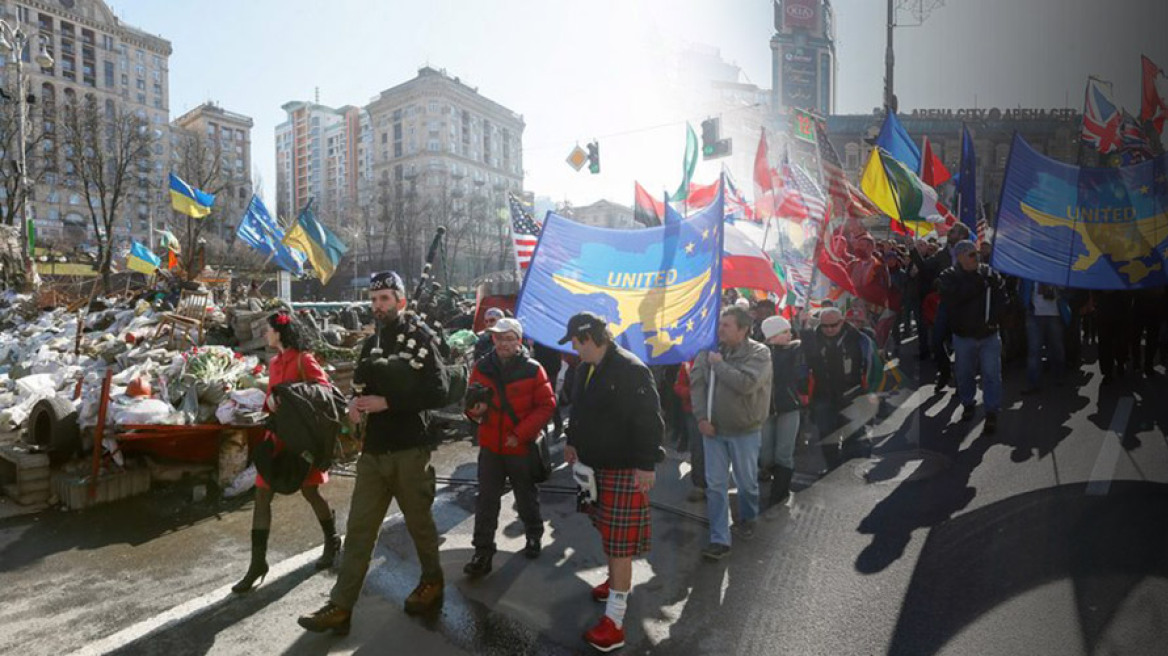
690,305,773,560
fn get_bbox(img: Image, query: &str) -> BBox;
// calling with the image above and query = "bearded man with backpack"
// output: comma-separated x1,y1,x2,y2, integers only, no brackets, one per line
299,270,451,635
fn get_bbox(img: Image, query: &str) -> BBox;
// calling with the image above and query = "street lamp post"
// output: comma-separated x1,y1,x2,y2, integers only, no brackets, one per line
0,21,53,288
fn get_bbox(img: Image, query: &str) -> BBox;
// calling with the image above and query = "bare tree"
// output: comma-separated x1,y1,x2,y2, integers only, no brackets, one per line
171,129,231,279
59,94,155,291
0,88,51,230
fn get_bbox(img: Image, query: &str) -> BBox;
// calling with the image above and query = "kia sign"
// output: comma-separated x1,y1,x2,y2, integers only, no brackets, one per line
783,0,817,32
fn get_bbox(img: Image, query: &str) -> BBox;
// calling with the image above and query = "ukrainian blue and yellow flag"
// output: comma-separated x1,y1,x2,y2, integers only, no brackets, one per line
515,185,725,365
126,241,161,275
281,199,348,284
169,173,215,218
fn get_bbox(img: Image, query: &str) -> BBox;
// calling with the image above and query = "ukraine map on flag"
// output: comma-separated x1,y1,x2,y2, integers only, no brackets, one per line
516,189,725,365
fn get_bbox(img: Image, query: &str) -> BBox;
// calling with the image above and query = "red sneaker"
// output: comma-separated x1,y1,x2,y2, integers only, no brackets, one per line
583,615,626,652
591,579,610,603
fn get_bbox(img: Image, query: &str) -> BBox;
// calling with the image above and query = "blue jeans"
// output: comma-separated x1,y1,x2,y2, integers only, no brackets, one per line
704,431,761,546
953,333,1003,413
1026,314,1065,387
759,411,800,470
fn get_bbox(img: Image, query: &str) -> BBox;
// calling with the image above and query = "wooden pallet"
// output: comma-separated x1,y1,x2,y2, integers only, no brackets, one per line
0,443,51,505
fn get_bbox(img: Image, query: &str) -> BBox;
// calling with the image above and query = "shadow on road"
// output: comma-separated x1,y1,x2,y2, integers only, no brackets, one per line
886,481,1168,656
0,483,252,574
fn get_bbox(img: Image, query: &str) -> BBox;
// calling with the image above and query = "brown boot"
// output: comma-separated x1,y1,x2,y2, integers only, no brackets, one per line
404,580,444,615
297,602,351,636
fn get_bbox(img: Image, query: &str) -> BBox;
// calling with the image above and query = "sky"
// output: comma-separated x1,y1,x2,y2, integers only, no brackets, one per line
109,0,1168,212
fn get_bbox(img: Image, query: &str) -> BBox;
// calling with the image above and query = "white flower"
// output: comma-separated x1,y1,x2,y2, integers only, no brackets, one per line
407,339,416,349
418,348,428,358
397,334,406,343
410,360,424,370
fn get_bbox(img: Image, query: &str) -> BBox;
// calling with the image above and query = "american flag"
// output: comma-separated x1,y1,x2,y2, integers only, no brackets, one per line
508,193,542,272
814,120,878,219
776,161,827,222
1082,78,1122,154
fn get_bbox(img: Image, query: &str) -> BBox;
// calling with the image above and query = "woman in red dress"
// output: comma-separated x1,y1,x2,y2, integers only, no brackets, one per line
233,311,340,593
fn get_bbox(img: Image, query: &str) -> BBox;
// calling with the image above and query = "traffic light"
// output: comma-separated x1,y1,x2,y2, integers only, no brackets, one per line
587,141,600,174
701,119,718,157
700,118,732,160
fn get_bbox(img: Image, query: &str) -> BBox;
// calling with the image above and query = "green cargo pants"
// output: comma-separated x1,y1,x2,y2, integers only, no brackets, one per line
330,447,442,610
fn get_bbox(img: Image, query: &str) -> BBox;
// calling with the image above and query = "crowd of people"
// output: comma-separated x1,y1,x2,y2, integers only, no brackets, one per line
228,226,1168,652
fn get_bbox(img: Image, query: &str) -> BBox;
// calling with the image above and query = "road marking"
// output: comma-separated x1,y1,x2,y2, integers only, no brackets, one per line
69,505,409,656
1086,396,1133,496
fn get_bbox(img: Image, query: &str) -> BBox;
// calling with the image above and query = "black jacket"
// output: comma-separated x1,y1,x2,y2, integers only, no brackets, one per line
938,263,1006,339
802,323,864,405
910,247,952,299
566,345,663,472
768,341,807,415
268,381,348,469
355,314,446,454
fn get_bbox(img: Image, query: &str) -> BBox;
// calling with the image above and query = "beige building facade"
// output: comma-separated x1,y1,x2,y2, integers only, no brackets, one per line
275,67,525,294
0,0,171,247
171,102,254,241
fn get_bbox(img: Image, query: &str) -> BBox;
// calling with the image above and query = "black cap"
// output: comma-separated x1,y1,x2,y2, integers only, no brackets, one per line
370,270,404,293
558,311,607,345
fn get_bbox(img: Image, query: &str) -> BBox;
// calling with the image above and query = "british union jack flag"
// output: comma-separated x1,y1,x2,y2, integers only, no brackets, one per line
1081,78,1122,154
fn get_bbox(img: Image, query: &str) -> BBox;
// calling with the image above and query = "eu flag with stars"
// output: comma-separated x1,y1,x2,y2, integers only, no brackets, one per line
235,195,306,276
516,188,725,365
992,134,1168,289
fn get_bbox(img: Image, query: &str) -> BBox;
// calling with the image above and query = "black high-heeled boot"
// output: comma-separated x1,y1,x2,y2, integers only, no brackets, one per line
232,529,270,593
315,510,341,570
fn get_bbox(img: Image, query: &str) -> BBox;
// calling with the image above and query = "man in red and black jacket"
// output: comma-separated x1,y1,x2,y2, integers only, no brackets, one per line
463,317,556,577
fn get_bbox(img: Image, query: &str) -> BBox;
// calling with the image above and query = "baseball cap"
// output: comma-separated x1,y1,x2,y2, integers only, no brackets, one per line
487,317,523,339
558,312,607,345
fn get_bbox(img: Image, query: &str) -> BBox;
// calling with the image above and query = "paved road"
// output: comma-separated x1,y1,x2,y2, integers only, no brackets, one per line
4,348,1168,655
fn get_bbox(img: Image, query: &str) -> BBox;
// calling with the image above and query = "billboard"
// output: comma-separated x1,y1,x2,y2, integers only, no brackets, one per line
782,0,818,32
781,45,818,109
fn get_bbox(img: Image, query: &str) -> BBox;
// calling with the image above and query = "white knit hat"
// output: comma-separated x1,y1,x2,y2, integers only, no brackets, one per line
761,315,792,339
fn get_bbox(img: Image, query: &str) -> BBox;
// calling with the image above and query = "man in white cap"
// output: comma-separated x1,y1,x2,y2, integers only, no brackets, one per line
758,314,806,517
463,316,556,577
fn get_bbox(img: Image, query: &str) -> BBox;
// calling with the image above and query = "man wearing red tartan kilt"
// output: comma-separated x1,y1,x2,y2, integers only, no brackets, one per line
560,312,664,652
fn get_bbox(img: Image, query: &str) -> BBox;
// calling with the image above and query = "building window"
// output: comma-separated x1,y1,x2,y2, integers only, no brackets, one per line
104,61,114,87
